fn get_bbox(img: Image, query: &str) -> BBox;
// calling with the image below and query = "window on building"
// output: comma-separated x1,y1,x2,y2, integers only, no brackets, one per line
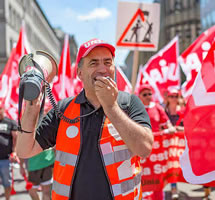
13,10,16,28
10,39,14,52
175,25,182,38
9,5,12,24
188,0,193,8
184,24,191,40
182,0,188,9
174,0,182,12
196,23,201,36
169,0,175,13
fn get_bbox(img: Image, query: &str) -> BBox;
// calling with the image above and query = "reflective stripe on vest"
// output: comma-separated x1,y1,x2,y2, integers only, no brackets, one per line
52,97,142,200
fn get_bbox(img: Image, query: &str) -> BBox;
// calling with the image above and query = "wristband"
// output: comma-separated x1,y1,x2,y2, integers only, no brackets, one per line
18,126,33,134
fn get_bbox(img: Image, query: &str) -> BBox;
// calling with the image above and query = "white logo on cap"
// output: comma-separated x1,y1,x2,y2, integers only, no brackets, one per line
84,39,103,48
66,126,79,138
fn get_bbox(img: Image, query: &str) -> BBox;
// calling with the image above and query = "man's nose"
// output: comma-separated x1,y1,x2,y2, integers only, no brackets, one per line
97,63,107,73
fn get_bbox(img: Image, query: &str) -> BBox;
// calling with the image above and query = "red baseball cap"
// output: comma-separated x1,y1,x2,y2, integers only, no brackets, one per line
167,88,180,96
138,84,153,94
75,38,115,66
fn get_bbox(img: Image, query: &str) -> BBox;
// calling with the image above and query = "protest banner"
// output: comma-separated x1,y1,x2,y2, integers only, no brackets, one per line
141,132,186,192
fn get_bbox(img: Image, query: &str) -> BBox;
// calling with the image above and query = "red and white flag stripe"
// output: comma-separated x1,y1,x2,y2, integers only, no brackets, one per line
135,36,180,102
0,23,29,120
179,25,215,99
180,41,215,184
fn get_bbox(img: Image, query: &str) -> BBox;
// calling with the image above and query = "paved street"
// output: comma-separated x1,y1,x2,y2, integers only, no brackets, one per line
0,164,41,200
0,165,215,200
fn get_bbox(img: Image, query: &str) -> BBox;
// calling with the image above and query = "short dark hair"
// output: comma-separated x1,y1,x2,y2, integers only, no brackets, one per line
78,58,84,68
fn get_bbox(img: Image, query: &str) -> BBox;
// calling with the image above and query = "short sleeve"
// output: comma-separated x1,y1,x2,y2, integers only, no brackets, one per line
35,108,59,150
127,94,151,129
11,119,18,131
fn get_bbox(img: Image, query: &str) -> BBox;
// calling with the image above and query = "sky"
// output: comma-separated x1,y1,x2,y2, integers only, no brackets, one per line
37,0,153,66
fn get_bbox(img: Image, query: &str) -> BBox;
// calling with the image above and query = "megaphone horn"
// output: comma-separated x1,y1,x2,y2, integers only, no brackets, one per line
19,51,58,101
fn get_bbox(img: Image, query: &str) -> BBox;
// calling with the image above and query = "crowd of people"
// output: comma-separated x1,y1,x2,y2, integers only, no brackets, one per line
0,39,212,200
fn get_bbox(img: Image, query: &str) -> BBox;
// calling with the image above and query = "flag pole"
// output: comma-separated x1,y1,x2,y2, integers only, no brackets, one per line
131,50,139,93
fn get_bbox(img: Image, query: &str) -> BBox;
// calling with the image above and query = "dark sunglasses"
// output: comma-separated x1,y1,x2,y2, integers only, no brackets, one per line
142,93,152,97
169,95,178,98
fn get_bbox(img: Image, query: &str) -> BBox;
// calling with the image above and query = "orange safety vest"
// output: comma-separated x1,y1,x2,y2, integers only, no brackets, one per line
52,97,142,200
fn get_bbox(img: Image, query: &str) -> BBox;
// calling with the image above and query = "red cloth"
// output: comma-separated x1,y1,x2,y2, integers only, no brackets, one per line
145,102,169,132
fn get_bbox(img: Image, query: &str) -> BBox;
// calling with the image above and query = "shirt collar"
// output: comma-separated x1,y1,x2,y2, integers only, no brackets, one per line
75,89,88,104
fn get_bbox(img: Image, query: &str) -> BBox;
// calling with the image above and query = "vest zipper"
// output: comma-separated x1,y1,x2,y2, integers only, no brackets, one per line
68,119,83,199
98,115,114,199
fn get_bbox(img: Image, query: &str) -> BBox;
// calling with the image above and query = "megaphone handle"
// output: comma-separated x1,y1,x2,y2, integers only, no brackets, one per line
18,79,46,133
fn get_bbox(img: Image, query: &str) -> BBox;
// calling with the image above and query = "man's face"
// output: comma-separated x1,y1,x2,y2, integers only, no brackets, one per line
77,47,115,93
139,89,152,105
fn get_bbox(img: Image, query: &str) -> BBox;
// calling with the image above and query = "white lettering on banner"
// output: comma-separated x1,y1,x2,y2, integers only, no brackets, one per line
141,167,151,176
154,161,180,174
168,63,178,81
180,53,202,74
202,41,211,60
149,147,184,163
169,148,184,157
152,141,160,149
149,69,163,83
160,59,178,81
162,137,185,148
148,63,178,84
149,151,168,162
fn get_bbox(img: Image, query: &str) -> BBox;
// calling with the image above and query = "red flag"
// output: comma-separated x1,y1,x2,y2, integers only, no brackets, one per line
135,36,180,102
116,66,132,93
52,35,83,101
70,63,83,96
180,41,215,184
179,25,215,99
52,34,73,101
0,24,29,120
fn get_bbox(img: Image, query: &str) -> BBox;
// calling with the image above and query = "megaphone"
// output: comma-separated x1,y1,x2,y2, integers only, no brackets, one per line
19,50,58,101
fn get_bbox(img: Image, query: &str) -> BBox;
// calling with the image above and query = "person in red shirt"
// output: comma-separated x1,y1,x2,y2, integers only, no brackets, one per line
164,89,184,200
138,84,175,133
138,84,176,200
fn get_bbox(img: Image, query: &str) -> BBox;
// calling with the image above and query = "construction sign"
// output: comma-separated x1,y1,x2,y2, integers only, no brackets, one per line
116,1,160,51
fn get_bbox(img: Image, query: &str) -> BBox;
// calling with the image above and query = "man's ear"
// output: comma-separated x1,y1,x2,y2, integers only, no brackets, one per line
77,67,82,80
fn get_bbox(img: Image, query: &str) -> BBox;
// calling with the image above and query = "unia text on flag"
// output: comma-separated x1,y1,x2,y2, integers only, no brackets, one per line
180,41,215,184
116,66,132,93
0,24,29,120
134,36,180,103
179,25,215,99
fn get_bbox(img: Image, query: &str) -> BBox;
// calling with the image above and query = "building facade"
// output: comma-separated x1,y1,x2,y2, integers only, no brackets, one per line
200,0,215,31
0,0,77,73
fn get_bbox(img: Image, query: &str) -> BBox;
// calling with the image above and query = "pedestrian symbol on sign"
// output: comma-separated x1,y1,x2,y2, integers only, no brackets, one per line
116,2,160,51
